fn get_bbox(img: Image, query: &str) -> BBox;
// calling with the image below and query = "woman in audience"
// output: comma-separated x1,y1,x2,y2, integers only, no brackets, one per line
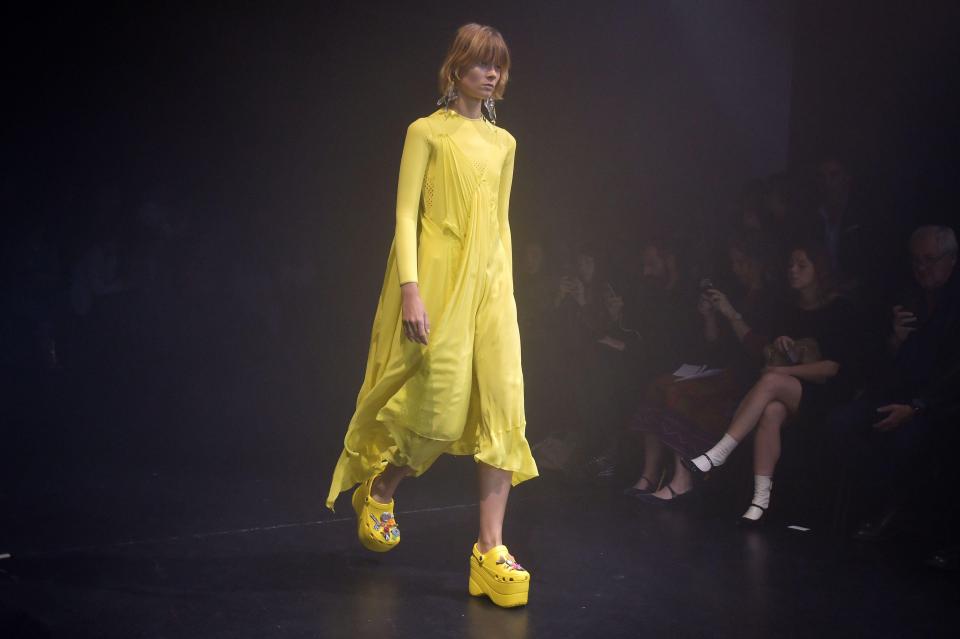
625,233,778,503
684,241,863,524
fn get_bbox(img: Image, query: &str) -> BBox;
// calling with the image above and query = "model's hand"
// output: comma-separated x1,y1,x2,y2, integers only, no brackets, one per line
401,283,430,345
873,404,913,431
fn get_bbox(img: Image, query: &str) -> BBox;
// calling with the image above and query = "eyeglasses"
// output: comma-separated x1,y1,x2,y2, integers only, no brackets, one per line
911,252,955,269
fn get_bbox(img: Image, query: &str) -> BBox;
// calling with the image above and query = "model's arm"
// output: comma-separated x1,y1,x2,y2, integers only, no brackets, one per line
497,135,517,286
395,119,431,287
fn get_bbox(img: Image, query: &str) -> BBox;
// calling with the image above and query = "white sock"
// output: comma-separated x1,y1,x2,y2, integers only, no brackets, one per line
692,434,739,471
742,475,773,521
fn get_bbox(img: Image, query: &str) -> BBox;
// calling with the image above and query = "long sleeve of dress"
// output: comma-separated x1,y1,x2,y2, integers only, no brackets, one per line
395,119,432,286
497,133,517,287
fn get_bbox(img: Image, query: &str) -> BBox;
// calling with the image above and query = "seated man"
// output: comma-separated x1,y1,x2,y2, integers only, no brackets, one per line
827,225,960,541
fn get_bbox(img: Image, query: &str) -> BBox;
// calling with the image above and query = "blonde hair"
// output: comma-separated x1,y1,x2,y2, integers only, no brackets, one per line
437,23,511,101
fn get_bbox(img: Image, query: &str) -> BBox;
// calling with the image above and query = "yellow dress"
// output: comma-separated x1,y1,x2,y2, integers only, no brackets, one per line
325,107,539,510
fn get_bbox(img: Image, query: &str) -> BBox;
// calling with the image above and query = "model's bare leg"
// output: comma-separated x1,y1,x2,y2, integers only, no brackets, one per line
470,461,530,608
476,462,511,553
370,463,411,503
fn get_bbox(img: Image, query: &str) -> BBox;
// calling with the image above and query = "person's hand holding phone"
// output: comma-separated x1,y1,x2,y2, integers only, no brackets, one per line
698,292,714,316
891,305,918,346
706,288,737,320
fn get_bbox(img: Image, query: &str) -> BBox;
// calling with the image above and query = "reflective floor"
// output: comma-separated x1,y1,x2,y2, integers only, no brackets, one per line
1,454,958,639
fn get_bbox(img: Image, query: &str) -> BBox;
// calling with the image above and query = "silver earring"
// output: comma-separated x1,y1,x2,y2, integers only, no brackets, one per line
484,97,497,124
437,85,458,108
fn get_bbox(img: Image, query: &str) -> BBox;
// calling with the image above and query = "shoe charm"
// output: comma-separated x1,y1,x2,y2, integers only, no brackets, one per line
496,553,524,572
370,512,400,542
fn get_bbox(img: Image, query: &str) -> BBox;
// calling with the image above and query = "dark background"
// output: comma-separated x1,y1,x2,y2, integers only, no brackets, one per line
2,0,958,550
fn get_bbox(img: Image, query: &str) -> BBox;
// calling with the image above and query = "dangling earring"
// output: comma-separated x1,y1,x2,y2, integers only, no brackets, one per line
484,97,497,124
437,84,458,108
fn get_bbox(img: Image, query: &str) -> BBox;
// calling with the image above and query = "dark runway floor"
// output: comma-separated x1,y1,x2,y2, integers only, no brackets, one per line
2,452,958,639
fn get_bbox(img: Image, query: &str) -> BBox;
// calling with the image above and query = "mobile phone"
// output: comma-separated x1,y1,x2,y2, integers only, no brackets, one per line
699,278,714,291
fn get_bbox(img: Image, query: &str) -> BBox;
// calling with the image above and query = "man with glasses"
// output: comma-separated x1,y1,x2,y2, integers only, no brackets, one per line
826,226,960,560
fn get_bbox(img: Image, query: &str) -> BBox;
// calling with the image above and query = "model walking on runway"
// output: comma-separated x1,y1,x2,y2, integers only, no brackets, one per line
325,23,538,608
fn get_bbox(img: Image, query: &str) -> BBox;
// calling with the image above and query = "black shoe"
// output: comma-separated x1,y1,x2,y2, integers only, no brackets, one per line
738,503,767,528
636,483,695,507
622,476,656,498
680,454,714,483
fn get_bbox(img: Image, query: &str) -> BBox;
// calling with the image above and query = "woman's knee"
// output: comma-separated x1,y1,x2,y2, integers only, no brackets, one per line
756,371,789,393
757,371,801,402
761,400,788,426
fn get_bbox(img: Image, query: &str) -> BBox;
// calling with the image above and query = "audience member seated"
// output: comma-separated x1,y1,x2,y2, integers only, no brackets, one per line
684,241,865,524
585,268,646,477
629,238,703,378
826,225,960,543
547,242,624,472
624,232,779,503
796,155,896,299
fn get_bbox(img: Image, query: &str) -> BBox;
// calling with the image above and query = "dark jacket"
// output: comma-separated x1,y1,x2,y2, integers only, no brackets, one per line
896,268,960,421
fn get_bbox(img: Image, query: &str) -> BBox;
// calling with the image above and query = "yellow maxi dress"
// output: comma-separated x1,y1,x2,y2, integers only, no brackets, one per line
325,107,539,510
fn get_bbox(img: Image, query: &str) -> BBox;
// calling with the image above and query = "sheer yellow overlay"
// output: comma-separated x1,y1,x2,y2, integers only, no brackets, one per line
325,108,539,510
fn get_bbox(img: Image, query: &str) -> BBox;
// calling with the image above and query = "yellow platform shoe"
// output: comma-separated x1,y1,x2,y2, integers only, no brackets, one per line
351,474,400,553
468,543,530,608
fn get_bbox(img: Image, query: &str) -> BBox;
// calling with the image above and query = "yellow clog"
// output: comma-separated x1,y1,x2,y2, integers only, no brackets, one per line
468,543,530,607
351,474,400,552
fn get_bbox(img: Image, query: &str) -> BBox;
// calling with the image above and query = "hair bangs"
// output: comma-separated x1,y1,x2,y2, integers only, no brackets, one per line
438,23,511,100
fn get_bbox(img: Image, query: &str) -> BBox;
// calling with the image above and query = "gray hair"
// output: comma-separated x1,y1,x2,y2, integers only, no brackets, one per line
911,225,958,257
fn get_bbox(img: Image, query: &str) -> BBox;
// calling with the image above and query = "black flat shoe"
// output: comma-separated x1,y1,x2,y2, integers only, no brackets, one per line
636,483,695,506
622,476,656,498
738,503,767,528
680,455,713,483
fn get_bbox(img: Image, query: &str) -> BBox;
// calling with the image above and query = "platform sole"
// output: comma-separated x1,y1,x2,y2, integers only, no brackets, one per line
468,556,529,607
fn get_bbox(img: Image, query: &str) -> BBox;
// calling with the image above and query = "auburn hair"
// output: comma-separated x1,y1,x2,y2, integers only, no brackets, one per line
788,240,839,303
437,23,511,101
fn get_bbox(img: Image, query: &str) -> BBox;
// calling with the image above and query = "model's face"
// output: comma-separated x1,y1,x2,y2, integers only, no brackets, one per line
911,234,956,291
787,249,816,291
457,61,501,100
